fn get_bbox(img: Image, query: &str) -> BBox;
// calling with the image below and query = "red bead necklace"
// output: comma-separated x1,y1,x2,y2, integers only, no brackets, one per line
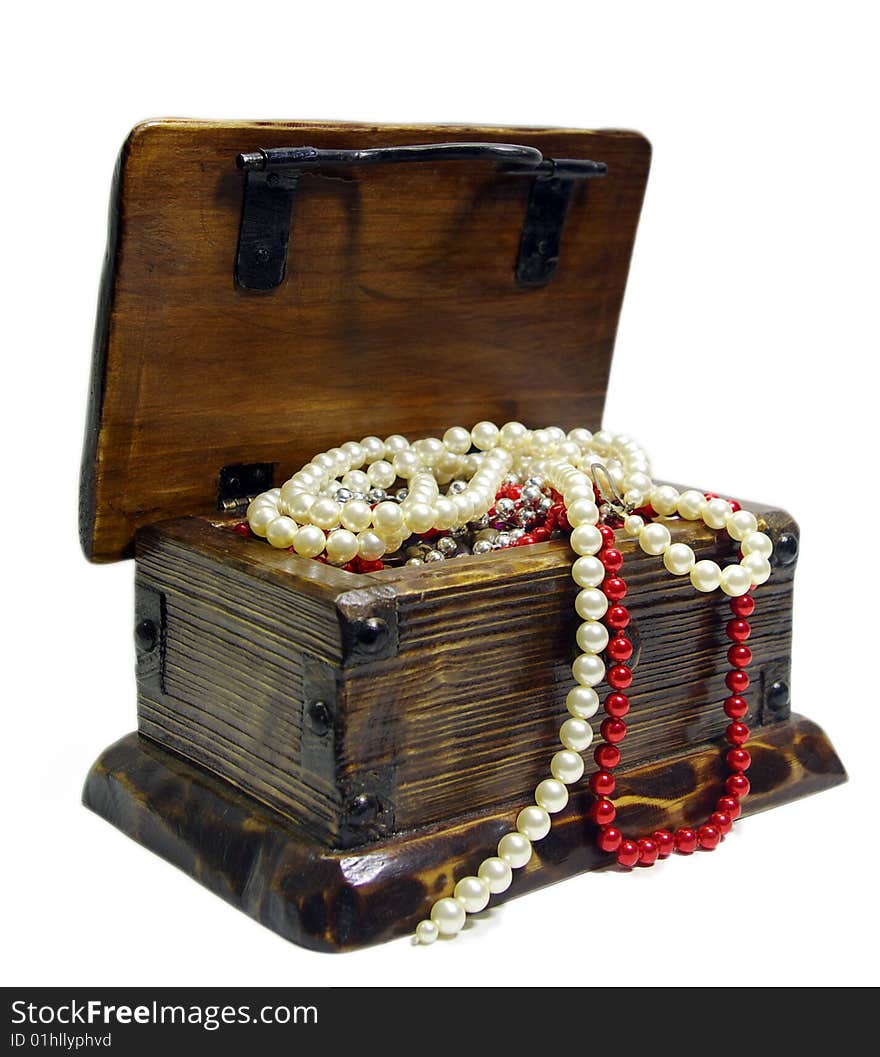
588,527,754,867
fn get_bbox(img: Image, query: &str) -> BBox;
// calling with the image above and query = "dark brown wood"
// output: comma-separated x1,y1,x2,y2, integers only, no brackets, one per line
134,500,798,849
79,119,651,563
83,717,846,952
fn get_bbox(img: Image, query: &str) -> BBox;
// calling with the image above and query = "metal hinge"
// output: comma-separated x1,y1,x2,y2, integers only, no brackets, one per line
234,142,607,291
217,462,275,512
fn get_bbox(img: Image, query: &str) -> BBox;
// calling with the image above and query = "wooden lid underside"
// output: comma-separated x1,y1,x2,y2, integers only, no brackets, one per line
80,119,650,561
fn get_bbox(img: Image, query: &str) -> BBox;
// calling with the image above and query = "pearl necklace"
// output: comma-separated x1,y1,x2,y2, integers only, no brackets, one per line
245,423,774,945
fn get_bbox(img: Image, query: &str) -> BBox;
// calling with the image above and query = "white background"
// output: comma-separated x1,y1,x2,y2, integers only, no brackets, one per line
3,1,877,988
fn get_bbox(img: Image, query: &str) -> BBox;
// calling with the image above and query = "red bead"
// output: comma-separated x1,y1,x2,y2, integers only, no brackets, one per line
674,828,699,854
726,619,751,643
607,665,633,690
589,770,616,797
704,492,719,501
698,824,721,850
599,524,616,547
729,499,741,513
727,747,752,772
554,506,571,532
600,717,627,744
516,534,537,546
717,795,742,820
532,525,551,542
358,559,385,572
725,670,750,694
603,577,628,602
726,721,750,746
730,595,755,618
727,645,753,668
607,635,633,662
604,692,630,718
590,798,617,826
597,825,623,853
726,773,751,799
653,830,674,858
594,744,621,770
600,548,623,573
605,604,630,630
232,522,251,537
616,839,640,868
724,695,749,720
709,810,733,836
637,838,659,866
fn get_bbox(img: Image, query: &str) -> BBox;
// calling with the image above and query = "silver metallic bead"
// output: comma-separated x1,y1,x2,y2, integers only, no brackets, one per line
406,557,424,566
351,490,366,501
367,488,387,504
472,539,494,555
503,473,521,487
516,508,533,527
495,497,516,520
521,484,542,505
509,528,525,542
468,514,491,531
424,549,444,562
450,525,470,539
395,487,409,503
538,496,554,513
525,476,545,490
494,532,511,548
436,536,458,556
448,480,468,494
334,487,353,503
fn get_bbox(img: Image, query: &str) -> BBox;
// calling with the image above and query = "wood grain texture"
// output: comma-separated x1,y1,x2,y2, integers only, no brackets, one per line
79,119,651,562
134,503,796,848
83,717,846,952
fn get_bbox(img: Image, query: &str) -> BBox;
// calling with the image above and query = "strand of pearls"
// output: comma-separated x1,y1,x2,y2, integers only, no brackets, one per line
245,423,773,945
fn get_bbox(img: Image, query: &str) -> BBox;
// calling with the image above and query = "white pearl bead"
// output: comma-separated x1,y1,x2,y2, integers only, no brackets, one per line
366,460,396,489
415,919,439,945
403,502,436,534
576,620,609,654
289,492,318,521
442,426,472,455
720,563,752,596
650,484,680,516
690,559,722,592
560,717,593,751
726,509,758,541
624,514,644,537
567,498,600,527
741,531,773,559
360,436,385,462
572,555,605,588
498,832,532,868
742,552,772,585
516,805,552,841
471,421,500,450
639,522,671,555
566,685,599,719
357,531,386,561
478,856,513,894
551,749,585,784
704,497,733,529
432,497,458,530
342,470,370,492
663,542,695,575
534,778,568,814
453,875,491,913
372,501,405,535
292,525,326,558
308,497,341,530
500,421,528,446
569,524,603,556
383,434,409,458
340,499,373,533
392,450,421,478
572,652,605,687
266,516,298,549
575,588,608,620
430,897,466,935
325,528,358,564
677,489,707,520
248,504,278,537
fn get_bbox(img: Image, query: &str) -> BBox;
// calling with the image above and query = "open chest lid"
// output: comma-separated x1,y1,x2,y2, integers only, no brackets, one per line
79,118,651,562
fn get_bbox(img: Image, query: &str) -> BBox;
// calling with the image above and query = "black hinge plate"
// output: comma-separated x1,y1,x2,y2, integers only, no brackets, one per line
235,170,299,291
516,177,578,287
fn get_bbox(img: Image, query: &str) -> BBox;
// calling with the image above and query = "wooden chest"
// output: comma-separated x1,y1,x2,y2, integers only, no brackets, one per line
80,118,845,951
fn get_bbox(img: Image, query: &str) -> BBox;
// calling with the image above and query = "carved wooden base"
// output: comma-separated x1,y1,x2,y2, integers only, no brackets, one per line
83,715,845,953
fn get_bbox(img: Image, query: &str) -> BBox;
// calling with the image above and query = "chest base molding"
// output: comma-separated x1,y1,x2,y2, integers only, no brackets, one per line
83,715,845,953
